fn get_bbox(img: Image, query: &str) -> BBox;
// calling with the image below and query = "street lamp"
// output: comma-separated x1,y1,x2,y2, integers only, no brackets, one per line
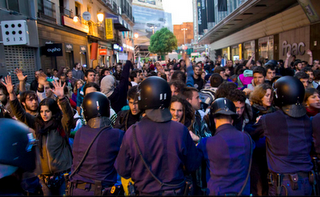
181,28,188,45
150,26,157,34
134,33,139,39
97,12,104,23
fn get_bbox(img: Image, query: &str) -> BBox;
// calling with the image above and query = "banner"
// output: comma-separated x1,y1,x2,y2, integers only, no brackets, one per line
105,18,114,40
197,0,203,35
201,0,207,31
207,0,215,22
218,0,228,11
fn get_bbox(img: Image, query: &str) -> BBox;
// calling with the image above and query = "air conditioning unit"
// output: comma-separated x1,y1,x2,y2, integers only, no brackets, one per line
1,20,29,45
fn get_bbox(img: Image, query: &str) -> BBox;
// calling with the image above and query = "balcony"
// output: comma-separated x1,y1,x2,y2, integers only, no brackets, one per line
38,0,56,23
60,7,74,19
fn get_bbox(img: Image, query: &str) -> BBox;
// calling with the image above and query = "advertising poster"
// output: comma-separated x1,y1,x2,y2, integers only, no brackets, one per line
132,4,172,45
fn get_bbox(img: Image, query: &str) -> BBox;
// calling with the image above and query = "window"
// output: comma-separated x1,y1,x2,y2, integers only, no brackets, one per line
75,2,81,17
6,0,19,12
87,5,91,12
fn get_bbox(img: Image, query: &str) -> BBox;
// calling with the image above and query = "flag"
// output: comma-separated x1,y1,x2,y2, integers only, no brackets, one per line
218,0,228,11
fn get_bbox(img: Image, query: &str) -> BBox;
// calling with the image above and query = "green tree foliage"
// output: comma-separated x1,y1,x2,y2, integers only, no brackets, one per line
148,27,177,55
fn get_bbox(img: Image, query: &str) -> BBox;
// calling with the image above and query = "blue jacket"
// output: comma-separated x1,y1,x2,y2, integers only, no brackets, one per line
71,125,124,187
197,124,252,196
251,110,313,174
114,117,201,194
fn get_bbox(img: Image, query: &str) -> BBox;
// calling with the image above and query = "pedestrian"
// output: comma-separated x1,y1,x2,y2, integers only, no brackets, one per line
4,76,73,196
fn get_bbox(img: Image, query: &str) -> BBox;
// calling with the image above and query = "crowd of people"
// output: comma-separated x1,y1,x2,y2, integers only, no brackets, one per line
1,50,320,196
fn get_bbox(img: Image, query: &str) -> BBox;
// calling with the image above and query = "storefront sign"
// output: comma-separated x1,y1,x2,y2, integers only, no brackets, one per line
80,45,87,53
282,41,306,56
105,18,114,40
65,43,73,53
99,49,107,55
44,43,63,56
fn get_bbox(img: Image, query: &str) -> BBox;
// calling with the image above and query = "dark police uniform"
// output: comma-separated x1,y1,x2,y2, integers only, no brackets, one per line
70,124,124,195
197,124,252,196
115,117,200,195
69,92,124,196
115,76,201,196
250,76,316,196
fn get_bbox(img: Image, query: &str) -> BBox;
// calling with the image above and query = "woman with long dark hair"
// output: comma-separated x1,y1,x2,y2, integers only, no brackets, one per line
4,76,73,196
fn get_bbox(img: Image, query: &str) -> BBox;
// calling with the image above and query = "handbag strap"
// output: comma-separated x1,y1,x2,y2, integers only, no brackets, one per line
69,125,110,179
132,125,185,188
238,131,253,196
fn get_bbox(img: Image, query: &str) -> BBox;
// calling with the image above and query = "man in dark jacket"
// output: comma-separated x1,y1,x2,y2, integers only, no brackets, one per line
114,86,141,131
115,77,201,195
101,61,131,113
69,92,124,196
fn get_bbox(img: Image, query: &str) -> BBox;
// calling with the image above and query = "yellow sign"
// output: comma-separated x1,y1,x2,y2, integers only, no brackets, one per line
105,18,114,40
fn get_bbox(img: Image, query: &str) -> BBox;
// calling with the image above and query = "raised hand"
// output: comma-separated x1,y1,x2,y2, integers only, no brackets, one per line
286,51,291,59
307,49,312,56
14,68,27,82
2,75,14,94
52,80,65,99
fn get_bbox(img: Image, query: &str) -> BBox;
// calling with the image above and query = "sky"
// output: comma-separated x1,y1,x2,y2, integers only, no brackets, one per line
162,0,193,25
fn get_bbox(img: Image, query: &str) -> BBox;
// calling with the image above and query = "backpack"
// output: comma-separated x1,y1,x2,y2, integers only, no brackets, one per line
199,88,216,111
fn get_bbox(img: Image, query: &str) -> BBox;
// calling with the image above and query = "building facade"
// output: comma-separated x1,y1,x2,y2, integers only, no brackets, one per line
173,22,193,46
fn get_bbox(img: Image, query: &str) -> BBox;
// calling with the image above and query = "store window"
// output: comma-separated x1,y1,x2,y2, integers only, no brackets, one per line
258,36,274,60
243,41,255,60
231,45,239,61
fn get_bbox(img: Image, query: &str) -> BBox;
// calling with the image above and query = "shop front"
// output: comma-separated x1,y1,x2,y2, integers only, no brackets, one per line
243,40,255,60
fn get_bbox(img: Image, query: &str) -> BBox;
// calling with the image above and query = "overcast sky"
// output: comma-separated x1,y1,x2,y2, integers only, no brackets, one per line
162,0,193,25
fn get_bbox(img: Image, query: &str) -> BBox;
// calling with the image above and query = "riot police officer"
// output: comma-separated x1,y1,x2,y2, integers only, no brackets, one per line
197,98,253,196
250,76,314,195
0,118,37,195
115,76,201,196
68,92,124,196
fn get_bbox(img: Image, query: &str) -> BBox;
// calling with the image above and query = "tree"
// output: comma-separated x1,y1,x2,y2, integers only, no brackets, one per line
148,27,177,56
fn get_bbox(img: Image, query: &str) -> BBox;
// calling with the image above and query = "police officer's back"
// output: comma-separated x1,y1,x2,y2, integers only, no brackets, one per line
69,92,124,196
197,98,253,196
115,76,201,195
0,118,37,195
251,76,314,195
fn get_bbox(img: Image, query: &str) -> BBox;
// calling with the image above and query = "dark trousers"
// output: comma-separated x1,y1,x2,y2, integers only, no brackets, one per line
250,148,269,196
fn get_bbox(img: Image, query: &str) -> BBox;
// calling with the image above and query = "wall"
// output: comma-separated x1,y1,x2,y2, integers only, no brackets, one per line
209,5,310,51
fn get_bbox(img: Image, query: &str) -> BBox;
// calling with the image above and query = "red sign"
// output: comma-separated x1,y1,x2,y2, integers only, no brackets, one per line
99,49,107,55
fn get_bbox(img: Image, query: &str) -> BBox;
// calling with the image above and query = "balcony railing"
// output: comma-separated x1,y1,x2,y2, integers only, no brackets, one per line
60,7,74,18
38,0,56,22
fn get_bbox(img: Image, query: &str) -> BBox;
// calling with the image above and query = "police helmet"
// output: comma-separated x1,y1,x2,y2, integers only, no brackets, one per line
210,98,238,119
265,60,278,67
0,118,36,179
273,76,306,118
138,76,171,111
82,92,110,121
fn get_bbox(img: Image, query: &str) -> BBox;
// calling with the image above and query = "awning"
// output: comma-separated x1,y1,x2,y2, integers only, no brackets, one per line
199,0,298,45
106,13,130,31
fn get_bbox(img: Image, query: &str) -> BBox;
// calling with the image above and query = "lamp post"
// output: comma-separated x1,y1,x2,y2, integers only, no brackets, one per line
151,26,157,34
181,28,188,45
